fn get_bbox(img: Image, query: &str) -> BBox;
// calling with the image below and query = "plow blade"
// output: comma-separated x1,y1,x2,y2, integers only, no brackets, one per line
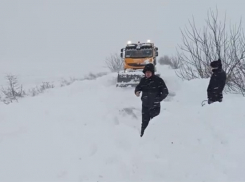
116,71,160,87
116,72,144,87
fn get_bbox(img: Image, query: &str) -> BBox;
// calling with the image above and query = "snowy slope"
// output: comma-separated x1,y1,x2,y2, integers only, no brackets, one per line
0,61,109,91
0,65,245,182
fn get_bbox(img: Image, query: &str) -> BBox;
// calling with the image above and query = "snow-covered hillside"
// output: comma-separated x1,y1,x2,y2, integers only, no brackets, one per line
0,65,245,182
0,59,108,90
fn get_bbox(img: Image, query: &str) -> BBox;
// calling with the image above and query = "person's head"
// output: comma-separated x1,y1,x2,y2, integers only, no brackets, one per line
143,63,155,78
210,58,222,71
145,70,152,78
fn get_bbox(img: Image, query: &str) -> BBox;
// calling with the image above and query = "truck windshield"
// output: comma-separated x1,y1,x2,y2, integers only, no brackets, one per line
125,49,153,58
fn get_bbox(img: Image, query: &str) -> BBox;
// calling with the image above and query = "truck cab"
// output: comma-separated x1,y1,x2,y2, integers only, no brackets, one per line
116,40,160,87
120,41,158,71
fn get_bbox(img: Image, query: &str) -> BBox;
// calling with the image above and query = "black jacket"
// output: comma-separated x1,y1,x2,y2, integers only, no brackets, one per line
207,68,226,101
135,75,169,108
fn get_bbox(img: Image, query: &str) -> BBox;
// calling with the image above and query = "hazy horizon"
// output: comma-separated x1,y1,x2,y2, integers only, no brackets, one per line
1,0,245,68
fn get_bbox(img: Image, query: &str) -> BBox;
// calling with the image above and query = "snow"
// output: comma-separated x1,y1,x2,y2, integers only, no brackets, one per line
0,59,109,90
0,65,245,182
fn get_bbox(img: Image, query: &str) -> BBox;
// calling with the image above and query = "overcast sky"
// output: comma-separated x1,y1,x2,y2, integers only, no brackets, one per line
0,0,244,68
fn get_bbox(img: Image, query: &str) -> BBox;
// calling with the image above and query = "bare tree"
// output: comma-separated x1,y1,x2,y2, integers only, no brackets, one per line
29,82,54,97
105,53,124,72
176,8,245,95
1,75,25,103
170,56,182,69
158,55,181,69
158,55,172,65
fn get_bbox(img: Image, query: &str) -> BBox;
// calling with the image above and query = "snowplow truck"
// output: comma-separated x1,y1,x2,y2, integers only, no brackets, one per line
116,41,160,87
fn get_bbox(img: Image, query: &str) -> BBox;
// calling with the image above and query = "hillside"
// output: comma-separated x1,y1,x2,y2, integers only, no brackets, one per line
0,65,244,182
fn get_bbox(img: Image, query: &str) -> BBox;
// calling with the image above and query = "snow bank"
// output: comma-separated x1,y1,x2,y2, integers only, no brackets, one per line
0,66,244,182
0,59,109,89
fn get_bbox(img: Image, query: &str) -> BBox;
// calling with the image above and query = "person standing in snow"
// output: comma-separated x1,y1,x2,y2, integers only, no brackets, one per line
207,59,226,104
134,63,169,137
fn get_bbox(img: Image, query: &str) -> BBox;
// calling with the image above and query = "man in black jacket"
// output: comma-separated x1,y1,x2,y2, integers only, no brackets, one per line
134,63,169,137
207,59,226,104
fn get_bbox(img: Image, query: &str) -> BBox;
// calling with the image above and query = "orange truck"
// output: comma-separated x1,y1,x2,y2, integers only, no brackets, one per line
116,40,160,87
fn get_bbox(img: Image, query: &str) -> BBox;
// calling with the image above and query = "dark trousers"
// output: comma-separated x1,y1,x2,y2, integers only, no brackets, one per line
141,105,160,136
208,93,223,104
208,98,222,104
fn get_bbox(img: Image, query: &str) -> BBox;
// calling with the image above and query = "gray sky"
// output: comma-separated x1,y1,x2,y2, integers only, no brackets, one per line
0,0,244,69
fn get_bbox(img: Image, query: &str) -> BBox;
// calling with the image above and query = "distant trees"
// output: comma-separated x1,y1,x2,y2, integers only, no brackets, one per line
158,55,181,69
1,75,25,104
105,53,124,72
0,71,107,105
0,74,55,104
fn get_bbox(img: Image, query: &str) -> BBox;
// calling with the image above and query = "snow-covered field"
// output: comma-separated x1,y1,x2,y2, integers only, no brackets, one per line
0,65,245,182
0,60,108,90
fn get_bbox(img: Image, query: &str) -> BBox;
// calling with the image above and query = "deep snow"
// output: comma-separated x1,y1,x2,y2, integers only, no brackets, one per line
0,59,109,90
0,65,245,182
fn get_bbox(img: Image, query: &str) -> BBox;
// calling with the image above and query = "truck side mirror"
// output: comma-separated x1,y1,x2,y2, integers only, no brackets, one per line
120,52,123,58
155,47,158,51
121,48,124,52
155,52,158,57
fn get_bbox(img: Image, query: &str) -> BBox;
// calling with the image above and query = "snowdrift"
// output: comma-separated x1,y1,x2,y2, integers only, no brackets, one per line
0,65,244,182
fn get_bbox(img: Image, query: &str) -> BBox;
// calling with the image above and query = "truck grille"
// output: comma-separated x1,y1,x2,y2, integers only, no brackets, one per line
127,63,146,67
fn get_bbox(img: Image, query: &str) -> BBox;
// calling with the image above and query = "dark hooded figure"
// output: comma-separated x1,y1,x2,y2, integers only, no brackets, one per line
134,63,168,137
207,59,226,104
